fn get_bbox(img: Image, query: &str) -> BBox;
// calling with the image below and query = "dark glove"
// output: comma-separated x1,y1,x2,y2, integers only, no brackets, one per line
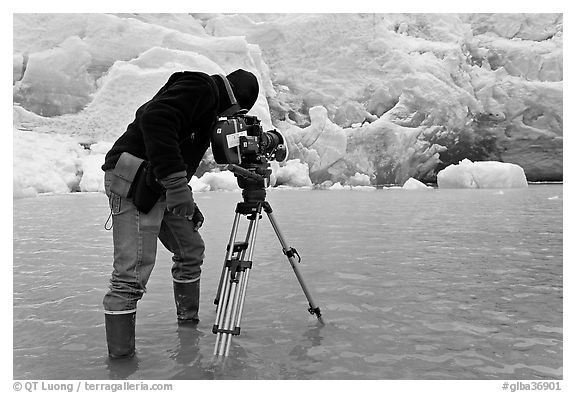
190,205,204,232
159,172,195,217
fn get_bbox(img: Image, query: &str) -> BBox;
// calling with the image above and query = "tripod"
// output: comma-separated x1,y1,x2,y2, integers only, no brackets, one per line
212,165,323,357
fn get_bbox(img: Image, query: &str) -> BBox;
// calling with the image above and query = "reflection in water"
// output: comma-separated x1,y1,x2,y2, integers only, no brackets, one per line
106,356,140,380
171,325,202,365
289,322,326,361
285,322,327,378
13,187,563,379
167,324,214,379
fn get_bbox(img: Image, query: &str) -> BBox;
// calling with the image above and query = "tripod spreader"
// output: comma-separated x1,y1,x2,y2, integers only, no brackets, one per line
212,197,323,357
283,247,301,262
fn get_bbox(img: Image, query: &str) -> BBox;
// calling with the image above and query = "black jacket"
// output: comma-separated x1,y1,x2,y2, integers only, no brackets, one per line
102,71,225,180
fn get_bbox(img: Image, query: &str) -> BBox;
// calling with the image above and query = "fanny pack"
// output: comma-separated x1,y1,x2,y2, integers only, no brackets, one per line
110,152,163,213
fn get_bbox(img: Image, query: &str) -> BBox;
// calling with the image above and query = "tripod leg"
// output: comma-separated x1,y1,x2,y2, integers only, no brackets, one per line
213,211,242,354
265,210,323,322
213,265,232,354
218,275,241,355
214,212,242,306
214,218,254,345
213,207,262,356
223,212,261,356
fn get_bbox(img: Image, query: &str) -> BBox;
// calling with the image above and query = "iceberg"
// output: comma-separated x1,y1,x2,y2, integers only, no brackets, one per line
273,159,313,188
198,171,240,192
402,177,432,190
348,173,371,187
437,159,528,189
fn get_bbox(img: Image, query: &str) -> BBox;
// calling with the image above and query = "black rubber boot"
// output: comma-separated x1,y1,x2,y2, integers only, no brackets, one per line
105,312,136,359
173,280,200,324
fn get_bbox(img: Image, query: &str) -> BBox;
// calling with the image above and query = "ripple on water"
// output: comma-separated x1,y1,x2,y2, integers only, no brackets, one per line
334,272,368,280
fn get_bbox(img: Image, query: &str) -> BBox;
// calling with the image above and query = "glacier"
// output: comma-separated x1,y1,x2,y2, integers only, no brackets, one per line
12,13,562,197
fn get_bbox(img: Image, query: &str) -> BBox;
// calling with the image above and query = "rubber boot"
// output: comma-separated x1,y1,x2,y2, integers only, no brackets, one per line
105,312,136,359
173,280,200,324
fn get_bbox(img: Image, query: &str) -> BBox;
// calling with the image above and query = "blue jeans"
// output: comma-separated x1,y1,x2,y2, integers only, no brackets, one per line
103,172,205,313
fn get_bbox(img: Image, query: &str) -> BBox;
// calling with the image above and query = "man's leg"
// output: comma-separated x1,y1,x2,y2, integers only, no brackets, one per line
103,172,166,358
158,211,205,324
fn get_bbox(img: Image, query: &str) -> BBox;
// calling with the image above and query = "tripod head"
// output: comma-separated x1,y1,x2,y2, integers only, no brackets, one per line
225,163,271,203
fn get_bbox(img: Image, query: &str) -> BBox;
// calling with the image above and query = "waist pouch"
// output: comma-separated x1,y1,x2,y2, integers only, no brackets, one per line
110,152,164,214
132,161,164,213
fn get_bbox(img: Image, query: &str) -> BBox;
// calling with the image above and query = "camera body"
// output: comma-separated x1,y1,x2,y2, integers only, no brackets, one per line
211,112,287,166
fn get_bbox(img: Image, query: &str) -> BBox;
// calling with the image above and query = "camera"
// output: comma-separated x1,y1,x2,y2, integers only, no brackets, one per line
211,111,288,166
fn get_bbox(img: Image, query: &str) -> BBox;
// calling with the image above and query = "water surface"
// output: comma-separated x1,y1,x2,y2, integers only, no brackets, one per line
13,185,563,379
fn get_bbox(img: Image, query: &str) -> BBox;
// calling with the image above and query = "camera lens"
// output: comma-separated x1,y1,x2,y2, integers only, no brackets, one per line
260,131,281,151
260,130,288,162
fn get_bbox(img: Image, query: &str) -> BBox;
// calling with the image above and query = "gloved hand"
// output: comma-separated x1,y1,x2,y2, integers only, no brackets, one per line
190,205,204,232
159,172,195,217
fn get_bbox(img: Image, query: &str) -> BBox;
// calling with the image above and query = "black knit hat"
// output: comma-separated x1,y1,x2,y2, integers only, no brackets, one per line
226,69,259,111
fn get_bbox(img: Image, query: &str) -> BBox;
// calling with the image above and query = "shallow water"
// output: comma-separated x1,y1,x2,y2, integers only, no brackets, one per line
13,185,563,379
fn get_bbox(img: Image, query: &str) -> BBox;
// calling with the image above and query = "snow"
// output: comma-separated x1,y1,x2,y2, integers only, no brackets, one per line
437,159,528,189
12,13,562,198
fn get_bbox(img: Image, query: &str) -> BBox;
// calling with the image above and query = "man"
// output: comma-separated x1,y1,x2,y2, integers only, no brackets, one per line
101,69,259,359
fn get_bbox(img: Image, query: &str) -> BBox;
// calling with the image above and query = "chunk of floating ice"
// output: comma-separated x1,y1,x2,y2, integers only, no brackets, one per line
437,159,528,189
402,177,432,190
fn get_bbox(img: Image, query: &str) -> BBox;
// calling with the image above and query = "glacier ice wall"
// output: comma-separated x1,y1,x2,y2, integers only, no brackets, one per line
207,13,563,183
13,13,563,197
